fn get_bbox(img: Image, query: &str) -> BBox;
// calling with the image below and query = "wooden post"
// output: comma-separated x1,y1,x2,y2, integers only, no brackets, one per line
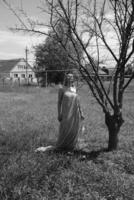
2,77,4,87
77,77,79,87
46,71,47,87
25,46,28,85
18,77,20,87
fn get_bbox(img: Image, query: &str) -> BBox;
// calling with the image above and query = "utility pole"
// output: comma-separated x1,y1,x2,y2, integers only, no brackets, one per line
20,0,23,10
25,46,28,85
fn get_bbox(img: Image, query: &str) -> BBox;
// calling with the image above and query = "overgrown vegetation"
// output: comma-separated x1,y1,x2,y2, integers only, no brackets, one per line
0,83,134,199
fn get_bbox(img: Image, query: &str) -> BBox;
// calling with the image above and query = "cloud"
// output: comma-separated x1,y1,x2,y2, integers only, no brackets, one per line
0,52,22,59
0,30,45,46
0,29,46,61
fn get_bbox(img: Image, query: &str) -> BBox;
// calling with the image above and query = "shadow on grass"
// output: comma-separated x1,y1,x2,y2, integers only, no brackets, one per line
52,147,108,161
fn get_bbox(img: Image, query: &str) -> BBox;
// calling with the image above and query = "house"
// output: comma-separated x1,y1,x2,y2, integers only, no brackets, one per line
84,63,108,76
0,58,36,83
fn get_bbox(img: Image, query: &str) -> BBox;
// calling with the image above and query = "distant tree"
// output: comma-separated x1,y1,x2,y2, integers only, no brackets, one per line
125,64,133,76
34,21,83,85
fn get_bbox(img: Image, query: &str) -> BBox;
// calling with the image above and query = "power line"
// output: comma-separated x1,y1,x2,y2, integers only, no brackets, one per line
27,57,134,62
29,46,120,53
20,0,23,10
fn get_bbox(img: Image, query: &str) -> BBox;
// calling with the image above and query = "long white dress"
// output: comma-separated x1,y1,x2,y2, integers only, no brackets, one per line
56,86,82,150
35,86,82,153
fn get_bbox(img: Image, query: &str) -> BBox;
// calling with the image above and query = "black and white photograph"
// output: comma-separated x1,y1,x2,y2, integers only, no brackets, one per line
0,0,134,199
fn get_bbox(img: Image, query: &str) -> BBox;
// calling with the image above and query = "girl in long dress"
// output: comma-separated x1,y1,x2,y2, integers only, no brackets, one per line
56,73,84,151
35,73,84,152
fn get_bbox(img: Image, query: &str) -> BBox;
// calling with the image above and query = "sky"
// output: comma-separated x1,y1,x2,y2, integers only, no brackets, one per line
0,0,48,64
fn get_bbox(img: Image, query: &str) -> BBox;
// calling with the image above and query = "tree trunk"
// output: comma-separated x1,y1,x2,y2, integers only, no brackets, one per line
105,113,124,151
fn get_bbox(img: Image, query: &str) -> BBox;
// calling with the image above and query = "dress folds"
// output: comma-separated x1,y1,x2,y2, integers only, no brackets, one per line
56,87,81,150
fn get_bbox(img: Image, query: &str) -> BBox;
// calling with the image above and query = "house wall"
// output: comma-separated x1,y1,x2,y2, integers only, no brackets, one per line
10,59,36,80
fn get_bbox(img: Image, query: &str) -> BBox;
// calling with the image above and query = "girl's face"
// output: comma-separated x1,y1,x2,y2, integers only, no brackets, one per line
66,74,74,83
65,74,74,86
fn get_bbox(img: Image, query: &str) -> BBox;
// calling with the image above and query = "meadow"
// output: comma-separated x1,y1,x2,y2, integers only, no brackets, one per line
0,82,134,200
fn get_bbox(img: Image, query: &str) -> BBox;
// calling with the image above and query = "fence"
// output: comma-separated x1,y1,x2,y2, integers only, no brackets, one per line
0,70,133,89
0,77,38,88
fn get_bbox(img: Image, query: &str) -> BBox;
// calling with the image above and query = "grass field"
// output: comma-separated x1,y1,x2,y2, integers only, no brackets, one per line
0,82,134,200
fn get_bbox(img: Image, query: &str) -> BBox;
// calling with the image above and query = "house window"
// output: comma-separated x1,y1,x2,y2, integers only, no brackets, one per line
18,65,23,69
29,74,32,78
14,74,18,78
21,74,25,78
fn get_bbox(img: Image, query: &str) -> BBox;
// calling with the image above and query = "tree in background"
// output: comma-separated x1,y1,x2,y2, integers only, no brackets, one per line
3,0,134,151
125,64,133,76
34,21,83,85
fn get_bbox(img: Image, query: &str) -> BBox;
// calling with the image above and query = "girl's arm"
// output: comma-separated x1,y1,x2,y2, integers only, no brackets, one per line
77,96,84,120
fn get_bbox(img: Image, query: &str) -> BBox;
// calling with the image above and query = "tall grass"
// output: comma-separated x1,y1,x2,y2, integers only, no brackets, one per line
0,83,134,199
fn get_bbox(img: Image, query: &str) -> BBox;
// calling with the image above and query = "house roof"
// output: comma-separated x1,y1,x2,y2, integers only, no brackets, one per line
98,69,107,75
85,64,107,75
0,58,32,73
0,58,22,73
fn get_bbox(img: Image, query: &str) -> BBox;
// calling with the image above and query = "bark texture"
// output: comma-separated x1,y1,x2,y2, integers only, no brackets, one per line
105,113,124,151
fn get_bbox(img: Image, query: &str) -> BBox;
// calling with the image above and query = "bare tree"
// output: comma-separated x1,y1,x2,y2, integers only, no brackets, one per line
3,0,134,151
